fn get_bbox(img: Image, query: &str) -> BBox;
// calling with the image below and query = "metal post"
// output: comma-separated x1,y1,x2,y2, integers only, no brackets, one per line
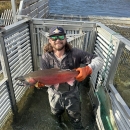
88,24,97,53
108,41,124,86
11,0,17,22
29,19,37,71
0,30,18,115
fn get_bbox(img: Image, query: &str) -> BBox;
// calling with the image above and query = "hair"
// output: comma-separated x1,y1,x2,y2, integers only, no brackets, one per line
43,41,72,53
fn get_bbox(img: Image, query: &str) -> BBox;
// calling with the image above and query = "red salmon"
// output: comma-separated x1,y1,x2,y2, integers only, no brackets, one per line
15,69,79,86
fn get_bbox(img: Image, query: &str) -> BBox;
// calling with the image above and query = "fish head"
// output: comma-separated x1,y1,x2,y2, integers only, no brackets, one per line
15,76,37,86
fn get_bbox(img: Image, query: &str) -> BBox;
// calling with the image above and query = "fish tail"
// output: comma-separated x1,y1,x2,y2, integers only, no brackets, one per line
16,80,33,87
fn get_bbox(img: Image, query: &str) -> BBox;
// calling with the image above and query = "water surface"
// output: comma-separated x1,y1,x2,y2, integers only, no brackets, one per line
49,0,130,17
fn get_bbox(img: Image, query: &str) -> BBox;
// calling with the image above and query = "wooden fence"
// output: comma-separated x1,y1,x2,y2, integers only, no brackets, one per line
0,9,19,26
0,0,49,26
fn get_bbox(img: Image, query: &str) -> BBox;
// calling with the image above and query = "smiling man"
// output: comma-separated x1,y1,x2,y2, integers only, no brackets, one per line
40,26,104,130
49,28,66,51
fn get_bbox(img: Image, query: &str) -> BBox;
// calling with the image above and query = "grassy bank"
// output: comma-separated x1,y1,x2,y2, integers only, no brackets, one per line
0,2,11,15
0,0,20,15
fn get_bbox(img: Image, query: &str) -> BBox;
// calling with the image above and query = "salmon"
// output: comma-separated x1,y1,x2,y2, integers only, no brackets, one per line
15,69,79,86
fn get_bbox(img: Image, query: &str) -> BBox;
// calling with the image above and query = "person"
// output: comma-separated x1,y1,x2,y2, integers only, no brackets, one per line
40,26,103,130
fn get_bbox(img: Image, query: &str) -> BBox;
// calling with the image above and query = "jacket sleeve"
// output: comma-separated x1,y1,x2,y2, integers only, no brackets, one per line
88,56,104,72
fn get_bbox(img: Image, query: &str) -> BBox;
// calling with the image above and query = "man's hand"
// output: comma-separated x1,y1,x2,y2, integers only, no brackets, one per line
35,82,45,89
76,66,92,81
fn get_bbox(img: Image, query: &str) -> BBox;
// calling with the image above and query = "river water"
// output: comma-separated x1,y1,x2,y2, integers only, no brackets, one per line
49,0,130,17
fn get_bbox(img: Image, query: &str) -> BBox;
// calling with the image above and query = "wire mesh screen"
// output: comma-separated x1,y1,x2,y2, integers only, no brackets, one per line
92,32,115,89
4,22,33,102
113,47,130,108
0,81,13,128
0,9,19,26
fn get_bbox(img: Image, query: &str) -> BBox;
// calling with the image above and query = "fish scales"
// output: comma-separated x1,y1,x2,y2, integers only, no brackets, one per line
16,69,79,86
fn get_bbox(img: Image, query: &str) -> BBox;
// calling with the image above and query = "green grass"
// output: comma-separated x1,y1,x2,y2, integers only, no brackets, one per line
0,0,20,15
0,2,12,15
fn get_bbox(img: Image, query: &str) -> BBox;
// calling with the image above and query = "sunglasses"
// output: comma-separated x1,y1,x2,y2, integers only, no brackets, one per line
50,35,65,41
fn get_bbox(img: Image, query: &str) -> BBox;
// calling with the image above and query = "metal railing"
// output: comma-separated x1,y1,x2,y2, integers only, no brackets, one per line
0,0,49,26
0,18,130,130
0,19,95,128
18,0,49,18
92,23,130,130
0,19,33,128
0,9,19,26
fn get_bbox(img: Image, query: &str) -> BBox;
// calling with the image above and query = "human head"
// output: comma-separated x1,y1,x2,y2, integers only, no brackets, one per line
43,26,72,53
48,26,66,37
48,26,67,51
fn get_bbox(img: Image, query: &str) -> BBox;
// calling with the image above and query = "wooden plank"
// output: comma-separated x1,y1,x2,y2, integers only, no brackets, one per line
19,0,49,17
29,0,38,6
29,8,38,18
37,0,46,7
21,2,37,15
22,0,38,5
23,0,38,8
38,11,45,18
20,8,30,15
29,2,37,12
38,6,49,18
44,2,49,8
38,4,44,12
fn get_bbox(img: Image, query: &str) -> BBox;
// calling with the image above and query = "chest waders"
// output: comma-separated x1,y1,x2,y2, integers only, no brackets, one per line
47,53,85,130
49,54,78,92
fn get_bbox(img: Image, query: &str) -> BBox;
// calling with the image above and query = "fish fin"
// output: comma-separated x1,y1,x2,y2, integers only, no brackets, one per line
17,80,34,88
54,84,59,90
67,78,75,86
34,82,45,89
35,82,40,89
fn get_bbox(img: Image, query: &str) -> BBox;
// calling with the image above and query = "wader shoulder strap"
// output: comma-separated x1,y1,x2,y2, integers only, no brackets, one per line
66,53,74,69
49,59,54,67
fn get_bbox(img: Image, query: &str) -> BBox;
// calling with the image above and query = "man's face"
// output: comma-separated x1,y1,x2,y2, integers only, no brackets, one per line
49,35,67,51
